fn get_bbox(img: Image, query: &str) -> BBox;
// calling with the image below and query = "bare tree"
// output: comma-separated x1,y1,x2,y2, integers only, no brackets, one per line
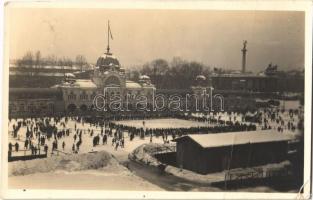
35,50,41,68
76,55,87,72
22,51,34,68
46,54,57,66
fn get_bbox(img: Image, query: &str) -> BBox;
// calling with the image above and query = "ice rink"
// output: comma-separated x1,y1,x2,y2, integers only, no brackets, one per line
113,118,211,129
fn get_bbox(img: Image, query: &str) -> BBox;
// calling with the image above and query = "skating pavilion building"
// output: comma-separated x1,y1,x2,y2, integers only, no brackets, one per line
53,45,155,112
9,45,155,116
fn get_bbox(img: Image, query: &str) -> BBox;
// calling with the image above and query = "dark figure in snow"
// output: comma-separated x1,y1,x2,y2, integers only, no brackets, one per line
102,134,107,145
14,142,19,152
72,144,75,153
76,140,82,151
115,140,119,150
93,136,99,147
8,143,13,152
24,139,29,149
62,141,66,151
44,144,48,154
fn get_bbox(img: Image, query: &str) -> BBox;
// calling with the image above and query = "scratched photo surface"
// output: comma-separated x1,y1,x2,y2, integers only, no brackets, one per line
6,7,306,193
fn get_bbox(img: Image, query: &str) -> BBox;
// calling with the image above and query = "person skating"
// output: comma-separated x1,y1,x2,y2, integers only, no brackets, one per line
102,134,107,145
72,144,75,153
115,140,119,150
62,141,66,151
8,143,13,152
24,139,29,149
14,142,19,152
44,144,48,155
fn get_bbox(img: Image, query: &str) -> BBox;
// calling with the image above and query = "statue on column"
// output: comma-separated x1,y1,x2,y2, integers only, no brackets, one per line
243,40,247,50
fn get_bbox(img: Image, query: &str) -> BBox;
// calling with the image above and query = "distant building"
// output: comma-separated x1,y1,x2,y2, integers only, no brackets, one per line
51,49,155,112
211,73,278,93
9,24,156,116
210,70,304,94
9,52,155,116
9,88,64,116
210,41,304,94
173,131,293,174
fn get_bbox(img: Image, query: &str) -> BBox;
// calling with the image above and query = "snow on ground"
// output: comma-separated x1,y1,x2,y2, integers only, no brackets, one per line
8,112,301,160
114,118,212,129
8,118,168,160
9,151,163,191
8,111,302,191
9,169,163,191
9,151,116,176
8,118,170,190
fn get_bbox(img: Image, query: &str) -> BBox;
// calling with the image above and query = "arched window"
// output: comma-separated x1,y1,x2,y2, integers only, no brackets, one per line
80,91,88,100
104,76,121,86
68,91,76,100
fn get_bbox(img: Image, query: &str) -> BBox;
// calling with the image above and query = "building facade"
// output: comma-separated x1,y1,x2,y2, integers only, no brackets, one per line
9,88,64,117
9,47,156,116
53,45,156,113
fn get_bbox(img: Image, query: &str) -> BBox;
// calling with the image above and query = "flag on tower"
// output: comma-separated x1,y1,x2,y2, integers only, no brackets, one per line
108,21,113,40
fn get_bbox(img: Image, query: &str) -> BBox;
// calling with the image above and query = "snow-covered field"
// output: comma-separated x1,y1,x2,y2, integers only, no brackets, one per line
8,117,171,190
7,109,302,191
113,118,211,129
9,151,163,191
8,118,168,159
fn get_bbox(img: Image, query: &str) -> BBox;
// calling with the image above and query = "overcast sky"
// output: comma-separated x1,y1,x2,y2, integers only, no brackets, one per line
7,8,304,72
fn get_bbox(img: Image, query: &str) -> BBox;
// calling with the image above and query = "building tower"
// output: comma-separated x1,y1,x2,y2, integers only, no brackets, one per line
106,20,113,55
241,40,247,73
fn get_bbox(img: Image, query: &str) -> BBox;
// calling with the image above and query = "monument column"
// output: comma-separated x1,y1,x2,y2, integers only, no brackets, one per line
242,40,247,73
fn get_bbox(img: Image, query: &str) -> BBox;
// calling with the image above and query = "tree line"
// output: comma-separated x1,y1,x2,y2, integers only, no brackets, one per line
126,57,216,89
14,51,89,71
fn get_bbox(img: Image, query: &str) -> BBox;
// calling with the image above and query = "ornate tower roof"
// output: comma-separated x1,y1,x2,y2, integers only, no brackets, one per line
96,53,120,67
96,21,121,70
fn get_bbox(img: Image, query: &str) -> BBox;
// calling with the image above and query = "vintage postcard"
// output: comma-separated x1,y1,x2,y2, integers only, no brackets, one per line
1,0,312,199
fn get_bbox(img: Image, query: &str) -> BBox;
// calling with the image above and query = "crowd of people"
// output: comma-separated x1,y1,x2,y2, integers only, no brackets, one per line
258,107,304,133
8,105,303,160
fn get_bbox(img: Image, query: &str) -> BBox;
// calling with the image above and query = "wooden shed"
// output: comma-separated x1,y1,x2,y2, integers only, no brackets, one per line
173,130,294,175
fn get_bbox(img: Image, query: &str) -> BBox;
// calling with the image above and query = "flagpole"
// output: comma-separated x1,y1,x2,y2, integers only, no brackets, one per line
107,20,110,53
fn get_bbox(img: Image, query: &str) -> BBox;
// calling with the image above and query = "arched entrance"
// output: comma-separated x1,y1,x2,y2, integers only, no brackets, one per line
90,105,98,111
80,104,88,112
104,75,122,86
67,104,77,112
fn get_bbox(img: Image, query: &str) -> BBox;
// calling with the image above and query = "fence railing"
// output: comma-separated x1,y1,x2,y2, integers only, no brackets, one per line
8,149,47,162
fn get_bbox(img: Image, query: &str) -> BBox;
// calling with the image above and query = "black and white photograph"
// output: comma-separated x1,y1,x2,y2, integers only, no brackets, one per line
1,1,312,199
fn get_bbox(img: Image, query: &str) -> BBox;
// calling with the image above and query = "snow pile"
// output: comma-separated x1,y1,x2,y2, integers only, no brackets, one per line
128,143,166,167
9,151,118,176
164,165,224,184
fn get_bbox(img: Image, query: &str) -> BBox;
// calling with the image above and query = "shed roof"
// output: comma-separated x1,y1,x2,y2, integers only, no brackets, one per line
173,130,294,149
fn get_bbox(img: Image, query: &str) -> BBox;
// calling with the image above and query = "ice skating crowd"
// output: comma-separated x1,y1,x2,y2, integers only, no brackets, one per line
8,106,303,159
